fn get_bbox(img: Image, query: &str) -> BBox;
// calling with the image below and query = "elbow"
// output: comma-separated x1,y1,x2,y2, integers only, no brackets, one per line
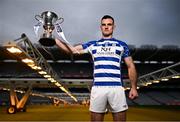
72,51,80,55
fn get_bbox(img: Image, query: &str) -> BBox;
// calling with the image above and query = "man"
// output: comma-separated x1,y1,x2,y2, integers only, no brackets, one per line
56,15,138,122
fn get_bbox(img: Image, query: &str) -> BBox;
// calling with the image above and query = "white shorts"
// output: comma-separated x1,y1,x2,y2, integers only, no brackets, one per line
89,86,128,113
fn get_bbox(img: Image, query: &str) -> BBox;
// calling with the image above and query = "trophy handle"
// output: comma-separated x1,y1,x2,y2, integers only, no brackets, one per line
57,17,64,24
35,15,42,22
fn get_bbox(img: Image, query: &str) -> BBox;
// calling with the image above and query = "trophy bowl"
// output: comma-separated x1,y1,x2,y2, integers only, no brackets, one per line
35,11,63,46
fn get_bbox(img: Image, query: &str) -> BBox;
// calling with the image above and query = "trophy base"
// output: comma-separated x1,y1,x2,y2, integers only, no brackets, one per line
39,38,56,46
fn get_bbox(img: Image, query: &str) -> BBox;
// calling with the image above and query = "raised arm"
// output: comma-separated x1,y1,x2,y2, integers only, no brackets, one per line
55,38,85,54
124,56,138,99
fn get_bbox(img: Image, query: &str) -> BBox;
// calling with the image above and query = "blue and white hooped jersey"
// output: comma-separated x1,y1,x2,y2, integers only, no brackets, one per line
82,38,130,86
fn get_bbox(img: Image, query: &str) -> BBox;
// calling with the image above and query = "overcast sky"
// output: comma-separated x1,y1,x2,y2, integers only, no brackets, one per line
0,0,180,47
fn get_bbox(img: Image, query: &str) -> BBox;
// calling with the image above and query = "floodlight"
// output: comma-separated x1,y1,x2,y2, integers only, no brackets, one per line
38,71,47,75
152,80,160,83
7,47,22,54
161,78,169,81
44,75,51,78
22,58,34,64
172,75,180,79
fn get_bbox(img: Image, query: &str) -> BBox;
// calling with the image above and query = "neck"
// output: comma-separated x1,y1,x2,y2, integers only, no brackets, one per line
102,35,113,39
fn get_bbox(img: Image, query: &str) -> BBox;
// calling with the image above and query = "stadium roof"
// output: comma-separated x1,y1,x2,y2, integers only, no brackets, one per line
1,44,180,62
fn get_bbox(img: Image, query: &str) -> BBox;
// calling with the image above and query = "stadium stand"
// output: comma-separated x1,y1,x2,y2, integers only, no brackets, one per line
0,44,180,106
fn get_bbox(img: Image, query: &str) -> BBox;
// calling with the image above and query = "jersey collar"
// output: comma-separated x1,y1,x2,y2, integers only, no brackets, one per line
99,38,116,42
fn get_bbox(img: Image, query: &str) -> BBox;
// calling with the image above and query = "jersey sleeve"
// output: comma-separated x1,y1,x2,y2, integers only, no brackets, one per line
82,40,96,53
122,42,130,58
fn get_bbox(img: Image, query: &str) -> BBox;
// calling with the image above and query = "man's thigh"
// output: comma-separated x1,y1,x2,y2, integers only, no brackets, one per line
89,86,108,113
108,86,128,112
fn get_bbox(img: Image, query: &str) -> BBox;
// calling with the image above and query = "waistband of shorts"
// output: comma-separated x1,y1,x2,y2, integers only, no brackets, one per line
93,82,122,86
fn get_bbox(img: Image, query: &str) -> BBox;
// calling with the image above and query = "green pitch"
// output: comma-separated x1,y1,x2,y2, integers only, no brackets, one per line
0,105,180,121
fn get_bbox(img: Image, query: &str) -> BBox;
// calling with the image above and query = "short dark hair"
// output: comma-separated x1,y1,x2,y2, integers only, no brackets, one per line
101,15,114,23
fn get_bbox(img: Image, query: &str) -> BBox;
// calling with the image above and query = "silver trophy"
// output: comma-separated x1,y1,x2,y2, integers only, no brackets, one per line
35,11,64,46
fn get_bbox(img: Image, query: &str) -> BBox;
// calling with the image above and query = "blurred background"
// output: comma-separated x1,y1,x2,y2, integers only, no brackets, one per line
0,0,180,121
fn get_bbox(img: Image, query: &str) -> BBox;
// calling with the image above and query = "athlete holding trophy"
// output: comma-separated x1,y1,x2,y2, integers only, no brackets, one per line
34,12,138,121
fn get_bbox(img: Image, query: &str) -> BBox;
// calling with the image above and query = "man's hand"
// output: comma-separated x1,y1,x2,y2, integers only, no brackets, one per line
129,88,138,100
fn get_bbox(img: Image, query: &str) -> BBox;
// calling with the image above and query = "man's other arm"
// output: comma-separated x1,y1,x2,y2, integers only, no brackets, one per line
124,56,138,99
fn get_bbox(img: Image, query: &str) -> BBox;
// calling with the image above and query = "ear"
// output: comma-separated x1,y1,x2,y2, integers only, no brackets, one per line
113,24,116,30
100,24,103,30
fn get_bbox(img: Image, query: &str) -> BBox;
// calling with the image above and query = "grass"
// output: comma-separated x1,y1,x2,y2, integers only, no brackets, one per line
0,105,180,121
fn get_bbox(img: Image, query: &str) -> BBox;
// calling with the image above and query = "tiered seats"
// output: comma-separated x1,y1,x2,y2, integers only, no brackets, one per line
146,91,176,105
131,92,161,105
